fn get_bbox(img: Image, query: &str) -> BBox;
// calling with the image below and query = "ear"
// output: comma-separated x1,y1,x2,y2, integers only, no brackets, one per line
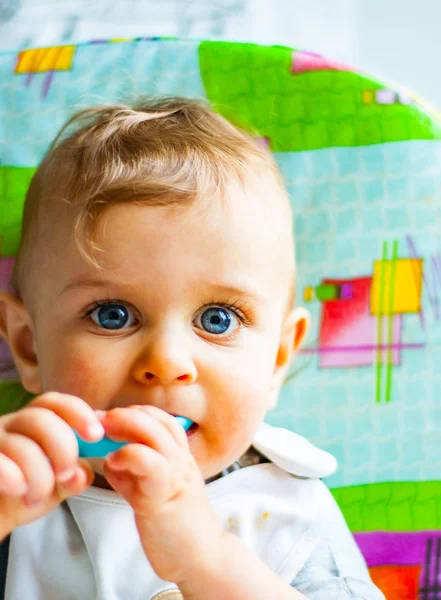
0,291,42,394
267,307,310,410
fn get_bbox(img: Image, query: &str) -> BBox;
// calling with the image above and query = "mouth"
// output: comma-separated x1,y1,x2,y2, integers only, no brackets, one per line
171,414,198,438
186,423,198,438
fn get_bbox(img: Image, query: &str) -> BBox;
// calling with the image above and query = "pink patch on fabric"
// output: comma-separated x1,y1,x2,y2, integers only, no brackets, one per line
292,51,354,74
318,277,402,368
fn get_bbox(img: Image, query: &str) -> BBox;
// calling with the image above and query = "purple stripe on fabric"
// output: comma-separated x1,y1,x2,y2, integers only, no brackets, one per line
355,530,439,566
301,342,425,353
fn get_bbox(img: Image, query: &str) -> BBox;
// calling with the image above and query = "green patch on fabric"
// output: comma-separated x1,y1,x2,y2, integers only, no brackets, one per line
331,481,441,531
0,381,34,415
199,41,441,151
0,166,36,256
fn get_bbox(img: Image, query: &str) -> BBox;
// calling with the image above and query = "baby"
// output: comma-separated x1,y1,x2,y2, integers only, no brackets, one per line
0,98,384,599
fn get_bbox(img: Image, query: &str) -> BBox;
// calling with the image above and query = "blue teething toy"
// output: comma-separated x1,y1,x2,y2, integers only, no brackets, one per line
75,415,194,458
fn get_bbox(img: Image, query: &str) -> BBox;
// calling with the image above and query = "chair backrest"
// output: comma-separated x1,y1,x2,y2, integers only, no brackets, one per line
1,38,440,599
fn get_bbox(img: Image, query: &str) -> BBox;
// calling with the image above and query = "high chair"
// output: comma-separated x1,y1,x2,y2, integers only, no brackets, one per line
0,38,440,600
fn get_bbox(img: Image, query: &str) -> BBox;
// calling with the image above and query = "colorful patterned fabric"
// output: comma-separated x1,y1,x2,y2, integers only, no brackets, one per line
1,38,440,599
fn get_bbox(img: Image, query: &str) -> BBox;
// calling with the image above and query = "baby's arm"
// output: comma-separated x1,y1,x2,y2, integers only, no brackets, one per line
99,406,307,599
0,392,104,539
177,531,308,599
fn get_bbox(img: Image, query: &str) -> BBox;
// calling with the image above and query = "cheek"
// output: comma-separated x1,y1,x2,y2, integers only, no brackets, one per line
219,345,276,403
47,354,99,399
198,383,270,478
205,361,273,444
43,350,116,409
203,340,279,439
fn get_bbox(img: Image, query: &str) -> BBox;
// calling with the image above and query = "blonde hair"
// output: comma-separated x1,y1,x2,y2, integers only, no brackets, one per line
10,96,288,303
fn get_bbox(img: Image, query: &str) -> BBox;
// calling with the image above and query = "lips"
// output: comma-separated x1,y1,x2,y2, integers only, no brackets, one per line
171,414,198,438
186,423,198,438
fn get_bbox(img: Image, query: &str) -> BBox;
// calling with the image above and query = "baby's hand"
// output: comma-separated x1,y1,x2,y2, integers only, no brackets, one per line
100,406,223,584
0,392,104,537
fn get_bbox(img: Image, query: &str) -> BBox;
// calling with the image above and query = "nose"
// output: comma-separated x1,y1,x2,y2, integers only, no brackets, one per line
132,327,197,386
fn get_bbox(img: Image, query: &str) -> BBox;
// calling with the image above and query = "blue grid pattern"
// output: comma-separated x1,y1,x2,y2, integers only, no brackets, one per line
269,141,441,488
0,40,205,167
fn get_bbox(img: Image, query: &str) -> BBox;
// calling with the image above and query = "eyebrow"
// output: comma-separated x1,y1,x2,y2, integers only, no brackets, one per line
59,277,267,305
59,278,116,296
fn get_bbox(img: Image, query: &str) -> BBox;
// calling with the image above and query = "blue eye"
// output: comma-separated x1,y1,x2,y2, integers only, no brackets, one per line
197,306,239,335
89,303,136,330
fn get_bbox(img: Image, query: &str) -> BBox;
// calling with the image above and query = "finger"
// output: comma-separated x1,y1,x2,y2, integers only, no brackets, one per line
2,460,95,519
101,407,181,459
0,452,28,495
5,407,86,481
0,433,55,503
106,442,168,477
28,392,105,442
130,406,189,451
55,459,95,500
104,445,170,502
102,463,136,497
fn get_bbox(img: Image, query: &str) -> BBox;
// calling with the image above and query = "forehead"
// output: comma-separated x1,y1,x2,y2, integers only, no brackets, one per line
107,181,290,268
44,179,294,306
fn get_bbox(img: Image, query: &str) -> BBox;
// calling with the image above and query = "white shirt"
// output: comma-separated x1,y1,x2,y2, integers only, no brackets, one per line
5,425,373,600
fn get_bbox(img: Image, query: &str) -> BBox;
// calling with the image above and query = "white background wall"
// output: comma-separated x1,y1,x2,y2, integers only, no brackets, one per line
0,0,439,108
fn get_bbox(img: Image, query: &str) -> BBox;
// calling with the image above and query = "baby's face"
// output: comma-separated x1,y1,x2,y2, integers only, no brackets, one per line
26,180,305,481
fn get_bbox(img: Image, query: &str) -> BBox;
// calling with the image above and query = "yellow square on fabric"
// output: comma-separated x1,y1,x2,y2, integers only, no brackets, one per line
370,258,423,315
15,46,75,74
